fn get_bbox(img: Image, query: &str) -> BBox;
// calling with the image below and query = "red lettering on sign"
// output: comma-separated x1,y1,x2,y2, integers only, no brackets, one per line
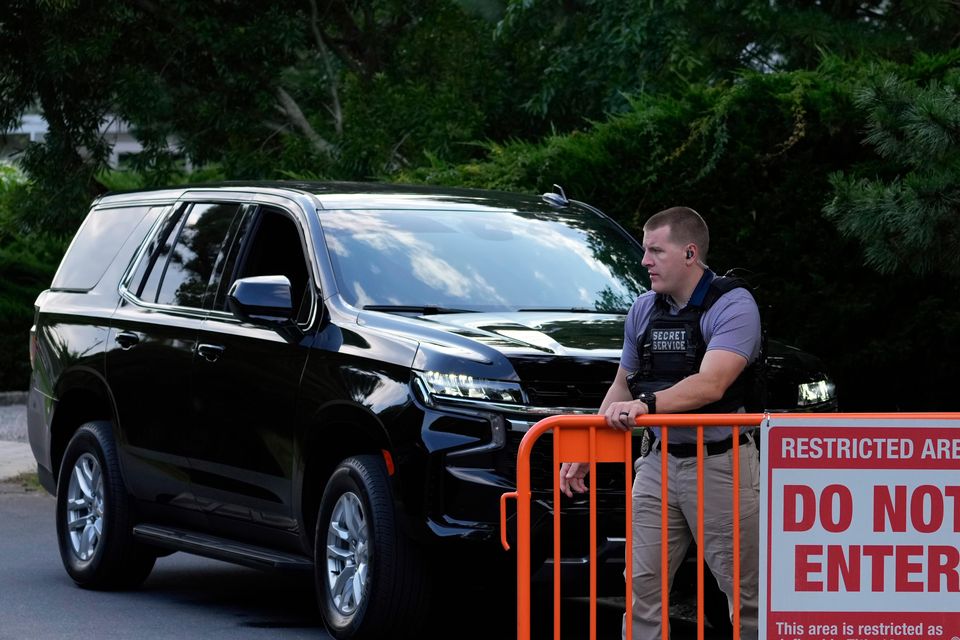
928,545,960,592
895,545,924,592
911,485,943,533
874,485,906,532
821,484,853,533
784,485,816,531
862,545,894,591
874,485,960,533
946,486,960,531
795,544,822,591
827,544,860,591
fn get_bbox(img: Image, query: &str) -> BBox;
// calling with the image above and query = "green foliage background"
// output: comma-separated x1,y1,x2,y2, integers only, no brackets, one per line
2,0,959,409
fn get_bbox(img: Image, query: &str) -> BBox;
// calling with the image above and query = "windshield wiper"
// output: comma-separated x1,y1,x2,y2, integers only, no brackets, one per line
362,305,478,315
516,307,629,314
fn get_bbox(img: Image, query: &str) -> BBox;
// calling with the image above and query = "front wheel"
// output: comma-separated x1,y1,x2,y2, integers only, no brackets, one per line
315,455,429,639
56,421,156,589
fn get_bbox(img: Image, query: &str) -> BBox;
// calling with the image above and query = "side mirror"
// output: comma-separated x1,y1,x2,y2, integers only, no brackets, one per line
227,275,294,325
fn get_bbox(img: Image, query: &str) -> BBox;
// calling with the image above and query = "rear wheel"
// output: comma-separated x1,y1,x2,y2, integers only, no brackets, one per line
56,421,156,589
315,455,429,639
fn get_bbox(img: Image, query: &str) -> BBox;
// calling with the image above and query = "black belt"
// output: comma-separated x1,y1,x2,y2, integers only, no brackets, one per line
654,432,750,458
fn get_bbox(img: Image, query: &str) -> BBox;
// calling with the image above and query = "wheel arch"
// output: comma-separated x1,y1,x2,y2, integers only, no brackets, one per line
297,403,394,551
50,370,117,486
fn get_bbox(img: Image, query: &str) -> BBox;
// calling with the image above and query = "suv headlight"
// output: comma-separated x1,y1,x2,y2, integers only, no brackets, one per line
414,371,525,405
797,379,836,406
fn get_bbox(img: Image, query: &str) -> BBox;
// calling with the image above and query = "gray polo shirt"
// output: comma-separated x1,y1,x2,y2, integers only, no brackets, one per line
620,278,761,443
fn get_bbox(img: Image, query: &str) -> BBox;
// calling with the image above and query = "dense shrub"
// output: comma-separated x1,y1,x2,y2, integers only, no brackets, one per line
0,166,65,390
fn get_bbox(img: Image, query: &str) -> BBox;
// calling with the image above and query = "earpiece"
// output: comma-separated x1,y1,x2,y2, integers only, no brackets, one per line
686,249,694,259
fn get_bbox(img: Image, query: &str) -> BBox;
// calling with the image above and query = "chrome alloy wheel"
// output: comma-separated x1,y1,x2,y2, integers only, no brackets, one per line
65,452,105,562
325,491,369,615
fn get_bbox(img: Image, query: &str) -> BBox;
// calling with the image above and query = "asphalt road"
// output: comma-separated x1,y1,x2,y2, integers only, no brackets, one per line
0,480,656,640
0,482,331,640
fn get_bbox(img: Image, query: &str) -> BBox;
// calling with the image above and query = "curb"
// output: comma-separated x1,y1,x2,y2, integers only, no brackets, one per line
0,391,27,406
0,441,36,481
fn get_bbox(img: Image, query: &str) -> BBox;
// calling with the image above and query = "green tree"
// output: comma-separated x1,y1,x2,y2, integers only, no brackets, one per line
495,0,960,126
0,164,63,390
0,1,523,232
825,59,960,277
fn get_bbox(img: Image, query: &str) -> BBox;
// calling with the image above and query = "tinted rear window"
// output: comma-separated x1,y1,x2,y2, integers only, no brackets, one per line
51,205,153,291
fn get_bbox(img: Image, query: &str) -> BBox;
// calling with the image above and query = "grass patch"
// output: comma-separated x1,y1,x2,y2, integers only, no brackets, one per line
7,471,42,492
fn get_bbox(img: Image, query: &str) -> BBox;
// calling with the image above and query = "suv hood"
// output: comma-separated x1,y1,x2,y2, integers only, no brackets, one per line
419,311,625,356
412,311,624,409
355,309,624,407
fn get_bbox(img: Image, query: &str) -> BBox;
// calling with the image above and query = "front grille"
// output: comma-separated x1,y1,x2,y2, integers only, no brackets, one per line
523,381,609,409
509,357,617,410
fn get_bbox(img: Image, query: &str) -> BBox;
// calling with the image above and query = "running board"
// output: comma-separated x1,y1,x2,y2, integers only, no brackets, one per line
133,524,313,572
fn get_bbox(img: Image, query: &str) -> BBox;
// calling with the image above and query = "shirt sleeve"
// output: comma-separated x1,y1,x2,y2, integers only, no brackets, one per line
620,293,654,373
703,288,761,363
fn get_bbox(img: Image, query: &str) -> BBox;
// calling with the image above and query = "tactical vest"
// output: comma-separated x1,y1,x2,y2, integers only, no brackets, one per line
627,276,759,413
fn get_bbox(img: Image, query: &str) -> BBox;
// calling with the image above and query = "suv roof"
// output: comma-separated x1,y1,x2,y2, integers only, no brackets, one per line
95,180,575,214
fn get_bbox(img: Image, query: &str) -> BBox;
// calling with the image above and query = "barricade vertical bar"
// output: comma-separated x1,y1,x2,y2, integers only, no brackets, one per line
696,425,705,640
624,428,633,640
553,428,562,640
589,426,598,640
731,425,741,640
660,425,670,640
516,422,533,640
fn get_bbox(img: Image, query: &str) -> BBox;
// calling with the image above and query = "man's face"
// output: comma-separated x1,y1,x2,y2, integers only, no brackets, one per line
641,225,688,296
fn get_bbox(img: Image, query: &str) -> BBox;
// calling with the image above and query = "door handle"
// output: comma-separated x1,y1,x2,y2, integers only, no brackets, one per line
115,331,140,350
197,343,225,363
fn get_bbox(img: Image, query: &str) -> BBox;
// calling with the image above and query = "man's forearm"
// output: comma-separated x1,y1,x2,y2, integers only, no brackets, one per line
654,373,726,413
599,378,633,413
655,349,748,413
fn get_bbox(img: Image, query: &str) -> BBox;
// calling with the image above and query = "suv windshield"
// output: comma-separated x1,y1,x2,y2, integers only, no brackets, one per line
320,207,648,313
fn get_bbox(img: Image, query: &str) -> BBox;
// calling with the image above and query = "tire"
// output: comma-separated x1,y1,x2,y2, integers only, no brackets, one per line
315,455,429,640
56,421,156,589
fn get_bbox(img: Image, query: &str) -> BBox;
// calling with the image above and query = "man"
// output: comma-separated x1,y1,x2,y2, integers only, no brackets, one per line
560,206,761,639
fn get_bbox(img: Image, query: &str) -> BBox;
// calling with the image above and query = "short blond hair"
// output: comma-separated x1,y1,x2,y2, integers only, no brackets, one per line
643,206,709,260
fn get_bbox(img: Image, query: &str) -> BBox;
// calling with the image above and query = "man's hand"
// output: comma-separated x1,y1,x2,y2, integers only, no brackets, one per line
559,368,648,496
602,398,650,431
559,462,589,497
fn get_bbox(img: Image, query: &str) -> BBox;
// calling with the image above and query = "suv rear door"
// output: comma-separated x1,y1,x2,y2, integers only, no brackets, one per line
107,200,244,514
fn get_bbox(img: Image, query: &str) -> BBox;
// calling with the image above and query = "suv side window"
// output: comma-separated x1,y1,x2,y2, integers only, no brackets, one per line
130,204,188,302
220,206,312,323
51,205,156,291
130,202,241,308
155,203,242,308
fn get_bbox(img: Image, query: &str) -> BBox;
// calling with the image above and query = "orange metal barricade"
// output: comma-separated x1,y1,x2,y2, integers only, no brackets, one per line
500,413,766,640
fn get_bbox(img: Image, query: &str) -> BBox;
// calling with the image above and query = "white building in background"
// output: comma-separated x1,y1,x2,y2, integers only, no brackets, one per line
2,114,180,168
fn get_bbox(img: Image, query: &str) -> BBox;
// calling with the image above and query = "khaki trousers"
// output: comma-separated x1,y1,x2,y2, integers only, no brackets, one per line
622,442,760,640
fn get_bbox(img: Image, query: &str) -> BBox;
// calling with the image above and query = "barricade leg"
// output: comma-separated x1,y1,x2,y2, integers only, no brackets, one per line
682,438,760,640
626,448,694,640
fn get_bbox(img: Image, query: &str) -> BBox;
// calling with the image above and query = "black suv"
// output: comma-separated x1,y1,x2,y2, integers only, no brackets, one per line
27,182,836,638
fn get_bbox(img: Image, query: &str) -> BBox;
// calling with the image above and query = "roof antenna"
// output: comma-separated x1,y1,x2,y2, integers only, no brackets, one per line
541,184,569,207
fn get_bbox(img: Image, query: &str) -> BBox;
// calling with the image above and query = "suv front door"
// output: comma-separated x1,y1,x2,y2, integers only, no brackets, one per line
188,203,315,535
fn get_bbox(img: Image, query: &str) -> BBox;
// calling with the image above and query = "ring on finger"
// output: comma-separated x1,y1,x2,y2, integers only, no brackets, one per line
619,411,630,418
